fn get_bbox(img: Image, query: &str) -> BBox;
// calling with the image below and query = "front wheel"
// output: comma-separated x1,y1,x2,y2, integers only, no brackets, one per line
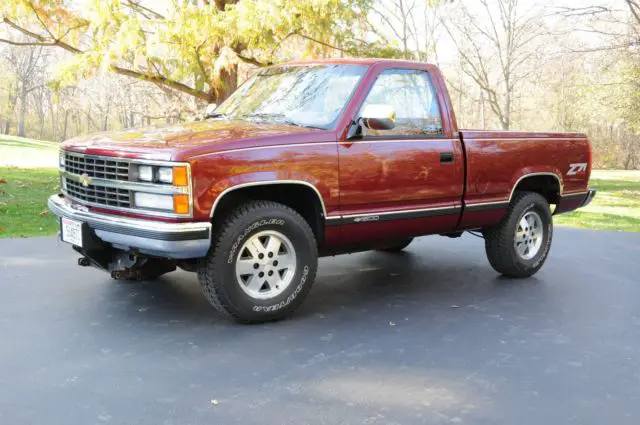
197,201,318,323
483,191,553,278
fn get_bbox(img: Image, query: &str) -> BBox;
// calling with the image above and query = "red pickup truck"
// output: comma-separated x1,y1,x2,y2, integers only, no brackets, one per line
48,59,595,322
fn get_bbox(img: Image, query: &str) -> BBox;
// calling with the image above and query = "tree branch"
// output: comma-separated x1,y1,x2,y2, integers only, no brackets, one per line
110,66,211,101
1,18,83,54
0,38,57,47
235,52,269,67
125,0,166,20
296,33,348,52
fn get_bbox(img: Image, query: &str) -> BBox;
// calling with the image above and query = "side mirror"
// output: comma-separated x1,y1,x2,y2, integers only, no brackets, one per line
360,104,396,130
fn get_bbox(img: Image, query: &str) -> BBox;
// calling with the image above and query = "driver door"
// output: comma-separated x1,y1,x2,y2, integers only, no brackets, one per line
337,68,463,241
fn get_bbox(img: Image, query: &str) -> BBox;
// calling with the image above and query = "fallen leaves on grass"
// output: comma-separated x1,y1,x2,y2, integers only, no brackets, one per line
0,178,6,184
0,226,4,233
39,209,49,216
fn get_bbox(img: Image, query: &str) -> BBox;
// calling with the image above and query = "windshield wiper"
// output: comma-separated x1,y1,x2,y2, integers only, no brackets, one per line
242,113,324,129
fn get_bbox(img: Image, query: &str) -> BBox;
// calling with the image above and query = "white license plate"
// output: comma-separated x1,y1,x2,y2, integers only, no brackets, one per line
61,218,83,247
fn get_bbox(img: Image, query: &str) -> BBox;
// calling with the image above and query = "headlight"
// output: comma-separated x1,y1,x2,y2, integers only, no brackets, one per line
134,193,174,211
157,167,173,184
136,165,188,186
138,165,154,182
59,151,65,167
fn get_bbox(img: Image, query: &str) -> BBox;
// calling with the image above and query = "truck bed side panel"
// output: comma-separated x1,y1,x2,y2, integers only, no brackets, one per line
457,130,591,229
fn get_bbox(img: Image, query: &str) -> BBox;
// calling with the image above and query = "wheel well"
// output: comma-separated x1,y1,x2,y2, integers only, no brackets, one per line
212,183,325,242
512,175,561,204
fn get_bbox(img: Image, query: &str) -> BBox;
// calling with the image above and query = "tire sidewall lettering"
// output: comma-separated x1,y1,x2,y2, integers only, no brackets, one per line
532,221,553,268
227,218,285,264
252,265,310,313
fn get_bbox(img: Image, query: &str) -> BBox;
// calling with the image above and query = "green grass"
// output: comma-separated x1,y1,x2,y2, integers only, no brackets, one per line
555,170,640,232
0,135,59,168
0,167,59,238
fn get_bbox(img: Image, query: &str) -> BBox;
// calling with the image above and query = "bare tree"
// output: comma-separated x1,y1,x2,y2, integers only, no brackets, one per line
370,0,442,61
441,0,547,130
4,43,48,136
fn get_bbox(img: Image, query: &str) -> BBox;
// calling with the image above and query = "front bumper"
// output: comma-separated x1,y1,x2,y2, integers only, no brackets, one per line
48,194,211,259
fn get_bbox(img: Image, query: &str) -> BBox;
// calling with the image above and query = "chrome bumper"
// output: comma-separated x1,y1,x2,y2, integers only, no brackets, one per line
47,194,211,259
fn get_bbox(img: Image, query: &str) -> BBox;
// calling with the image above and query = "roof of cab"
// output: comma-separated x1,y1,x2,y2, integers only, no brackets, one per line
281,58,434,67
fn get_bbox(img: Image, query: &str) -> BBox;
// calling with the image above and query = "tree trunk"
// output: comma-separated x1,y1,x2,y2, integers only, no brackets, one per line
61,110,69,141
39,115,45,140
50,104,57,141
18,83,27,137
103,104,110,131
211,64,238,104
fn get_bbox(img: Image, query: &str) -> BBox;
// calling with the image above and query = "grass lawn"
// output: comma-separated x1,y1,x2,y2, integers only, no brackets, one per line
0,167,59,238
0,135,59,168
554,170,640,232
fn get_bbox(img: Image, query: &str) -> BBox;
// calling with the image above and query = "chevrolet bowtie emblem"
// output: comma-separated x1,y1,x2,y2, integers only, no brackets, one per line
79,173,92,187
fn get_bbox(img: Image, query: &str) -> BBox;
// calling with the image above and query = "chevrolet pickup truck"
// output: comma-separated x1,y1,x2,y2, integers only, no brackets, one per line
48,59,596,323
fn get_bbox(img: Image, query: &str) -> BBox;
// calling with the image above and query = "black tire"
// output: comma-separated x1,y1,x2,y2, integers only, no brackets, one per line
376,238,413,253
197,201,318,323
483,191,553,278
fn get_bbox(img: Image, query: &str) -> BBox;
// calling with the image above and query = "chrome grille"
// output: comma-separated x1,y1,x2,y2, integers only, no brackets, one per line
65,179,132,208
64,152,130,181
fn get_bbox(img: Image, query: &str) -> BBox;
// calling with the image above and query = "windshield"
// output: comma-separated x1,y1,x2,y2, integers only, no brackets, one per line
214,64,368,129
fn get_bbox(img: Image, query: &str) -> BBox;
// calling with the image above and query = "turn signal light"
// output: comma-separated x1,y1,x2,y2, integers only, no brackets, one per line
173,194,190,214
173,166,189,186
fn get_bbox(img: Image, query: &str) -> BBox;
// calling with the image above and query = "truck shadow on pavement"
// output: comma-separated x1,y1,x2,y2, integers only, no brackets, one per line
100,246,539,327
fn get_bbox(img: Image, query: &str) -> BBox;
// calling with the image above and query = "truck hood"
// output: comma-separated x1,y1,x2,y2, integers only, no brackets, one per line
62,120,324,161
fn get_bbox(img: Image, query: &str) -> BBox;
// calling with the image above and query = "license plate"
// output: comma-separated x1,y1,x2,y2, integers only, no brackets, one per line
61,218,83,247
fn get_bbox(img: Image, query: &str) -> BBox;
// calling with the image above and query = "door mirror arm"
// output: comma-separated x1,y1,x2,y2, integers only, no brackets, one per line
346,119,363,140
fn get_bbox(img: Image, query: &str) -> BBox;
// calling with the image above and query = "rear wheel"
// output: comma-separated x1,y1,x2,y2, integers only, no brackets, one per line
483,192,553,278
376,238,414,253
197,201,318,323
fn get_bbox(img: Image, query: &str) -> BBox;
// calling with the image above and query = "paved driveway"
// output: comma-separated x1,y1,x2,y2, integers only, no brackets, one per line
1,228,639,424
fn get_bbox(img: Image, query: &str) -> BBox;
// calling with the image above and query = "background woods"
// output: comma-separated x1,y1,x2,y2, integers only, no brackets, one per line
0,0,639,169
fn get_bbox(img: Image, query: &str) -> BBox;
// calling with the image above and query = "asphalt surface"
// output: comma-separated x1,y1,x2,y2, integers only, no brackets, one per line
1,228,639,425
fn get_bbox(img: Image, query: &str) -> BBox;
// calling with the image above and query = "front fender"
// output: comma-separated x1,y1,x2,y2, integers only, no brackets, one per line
189,144,339,220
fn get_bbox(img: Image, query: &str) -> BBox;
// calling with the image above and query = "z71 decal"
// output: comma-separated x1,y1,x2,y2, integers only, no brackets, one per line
567,163,588,176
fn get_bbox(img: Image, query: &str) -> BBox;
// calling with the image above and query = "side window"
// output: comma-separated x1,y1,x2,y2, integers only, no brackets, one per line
359,69,443,137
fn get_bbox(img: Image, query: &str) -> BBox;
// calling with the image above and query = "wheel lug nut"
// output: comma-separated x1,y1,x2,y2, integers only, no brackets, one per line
253,263,259,269
259,272,264,277
273,260,278,266
268,252,274,258
268,271,274,276
258,253,264,259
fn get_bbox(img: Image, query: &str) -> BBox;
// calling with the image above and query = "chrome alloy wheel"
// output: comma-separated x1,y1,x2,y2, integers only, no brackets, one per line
514,211,544,260
235,230,297,299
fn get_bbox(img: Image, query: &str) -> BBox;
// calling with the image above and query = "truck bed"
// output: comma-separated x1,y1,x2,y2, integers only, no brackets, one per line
460,130,591,202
